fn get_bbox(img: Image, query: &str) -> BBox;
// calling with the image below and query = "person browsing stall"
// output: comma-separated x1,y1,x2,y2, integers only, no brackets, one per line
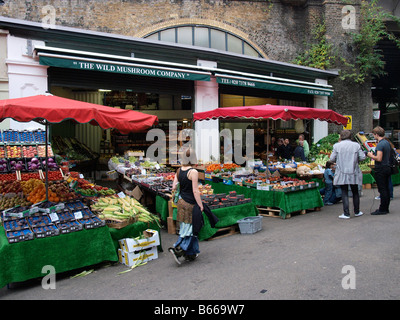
330,130,366,219
169,148,203,264
367,126,391,215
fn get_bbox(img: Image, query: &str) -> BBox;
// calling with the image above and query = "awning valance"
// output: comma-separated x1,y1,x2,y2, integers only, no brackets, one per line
216,73,334,97
37,52,211,82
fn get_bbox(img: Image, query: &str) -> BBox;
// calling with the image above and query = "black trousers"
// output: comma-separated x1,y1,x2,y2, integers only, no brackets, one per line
374,165,391,213
340,184,360,216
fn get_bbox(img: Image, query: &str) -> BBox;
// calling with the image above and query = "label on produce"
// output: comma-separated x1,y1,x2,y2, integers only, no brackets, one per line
74,211,83,219
79,174,84,178
49,212,59,222
117,191,126,198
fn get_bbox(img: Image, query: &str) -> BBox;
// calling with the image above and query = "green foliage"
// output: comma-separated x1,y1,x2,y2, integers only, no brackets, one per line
339,0,400,83
293,0,400,84
292,19,333,70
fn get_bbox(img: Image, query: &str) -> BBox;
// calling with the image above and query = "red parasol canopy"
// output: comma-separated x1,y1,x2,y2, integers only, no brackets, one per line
0,94,158,133
193,105,348,126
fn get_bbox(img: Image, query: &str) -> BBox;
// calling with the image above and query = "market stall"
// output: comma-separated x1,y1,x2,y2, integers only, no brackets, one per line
193,105,347,216
0,94,160,287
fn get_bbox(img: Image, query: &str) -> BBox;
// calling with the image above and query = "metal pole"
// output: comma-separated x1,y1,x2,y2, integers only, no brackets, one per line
45,121,49,201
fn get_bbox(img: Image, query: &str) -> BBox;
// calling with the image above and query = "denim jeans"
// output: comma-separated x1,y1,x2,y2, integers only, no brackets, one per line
375,165,391,212
340,184,360,216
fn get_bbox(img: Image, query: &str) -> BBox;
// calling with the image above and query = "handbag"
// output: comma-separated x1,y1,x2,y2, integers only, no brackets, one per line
172,168,180,204
389,148,400,175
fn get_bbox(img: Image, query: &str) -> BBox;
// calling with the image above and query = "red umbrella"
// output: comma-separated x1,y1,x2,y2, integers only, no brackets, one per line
0,94,158,133
0,94,158,201
193,105,348,126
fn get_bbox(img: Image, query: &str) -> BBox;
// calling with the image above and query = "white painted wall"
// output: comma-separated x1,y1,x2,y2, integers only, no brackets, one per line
313,78,329,143
194,61,220,163
6,35,48,130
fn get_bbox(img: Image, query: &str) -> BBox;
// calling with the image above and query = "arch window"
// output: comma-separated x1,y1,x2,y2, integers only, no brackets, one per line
145,25,262,58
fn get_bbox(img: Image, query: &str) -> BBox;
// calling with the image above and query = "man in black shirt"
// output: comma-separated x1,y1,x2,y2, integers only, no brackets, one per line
277,138,293,161
367,126,391,214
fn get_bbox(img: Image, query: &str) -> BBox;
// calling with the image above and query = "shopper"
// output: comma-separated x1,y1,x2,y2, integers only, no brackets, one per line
169,148,203,265
322,161,336,205
367,126,392,215
293,140,306,161
298,134,309,159
278,138,293,160
330,130,366,219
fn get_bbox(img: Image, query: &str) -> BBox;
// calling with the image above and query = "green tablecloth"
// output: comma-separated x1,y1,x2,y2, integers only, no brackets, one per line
156,195,169,221
198,202,258,240
362,173,376,184
205,181,323,218
391,172,400,185
0,226,118,288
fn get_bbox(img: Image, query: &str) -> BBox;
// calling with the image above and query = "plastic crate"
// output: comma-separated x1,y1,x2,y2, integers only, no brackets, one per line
237,216,262,234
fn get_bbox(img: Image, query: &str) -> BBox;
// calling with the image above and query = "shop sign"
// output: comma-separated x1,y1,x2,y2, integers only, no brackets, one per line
343,115,352,130
39,56,211,81
216,75,333,97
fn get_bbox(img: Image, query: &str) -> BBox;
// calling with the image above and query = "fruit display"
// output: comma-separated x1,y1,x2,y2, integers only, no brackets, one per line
2,130,19,143
22,146,38,158
37,145,54,157
48,180,79,202
0,194,31,210
205,163,241,173
6,146,22,158
0,147,5,158
18,131,35,144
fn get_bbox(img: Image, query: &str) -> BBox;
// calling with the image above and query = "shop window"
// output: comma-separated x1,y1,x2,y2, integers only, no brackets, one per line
177,26,193,45
103,91,159,110
160,28,176,42
227,34,242,54
210,29,226,51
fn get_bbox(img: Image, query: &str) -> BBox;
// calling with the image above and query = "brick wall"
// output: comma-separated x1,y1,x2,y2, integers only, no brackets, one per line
0,0,372,132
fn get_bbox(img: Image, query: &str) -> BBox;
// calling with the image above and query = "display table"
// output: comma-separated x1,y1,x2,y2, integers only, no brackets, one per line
0,225,118,288
205,181,323,219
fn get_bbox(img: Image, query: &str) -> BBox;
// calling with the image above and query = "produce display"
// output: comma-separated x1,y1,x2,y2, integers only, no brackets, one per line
201,190,251,210
91,195,161,227
51,136,98,161
1,200,105,243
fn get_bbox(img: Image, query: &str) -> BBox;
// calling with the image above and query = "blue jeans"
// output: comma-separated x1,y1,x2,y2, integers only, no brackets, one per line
174,236,200,256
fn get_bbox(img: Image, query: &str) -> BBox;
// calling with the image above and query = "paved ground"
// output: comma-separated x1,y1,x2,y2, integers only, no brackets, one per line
1,186,399,301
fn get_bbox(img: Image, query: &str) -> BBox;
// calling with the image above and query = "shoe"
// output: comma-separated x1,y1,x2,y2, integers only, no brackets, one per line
371,210,388,215
184,254,199,262
325,202,334,206
354,211,364,217
168,247,182,265
375,196,380,200
339,213,350,219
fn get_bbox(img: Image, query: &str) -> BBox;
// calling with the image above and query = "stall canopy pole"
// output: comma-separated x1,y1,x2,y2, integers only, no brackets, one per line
45,120,49,201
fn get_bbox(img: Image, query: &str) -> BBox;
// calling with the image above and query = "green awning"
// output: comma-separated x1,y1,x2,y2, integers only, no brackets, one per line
216,74,333,97
39,54,211,81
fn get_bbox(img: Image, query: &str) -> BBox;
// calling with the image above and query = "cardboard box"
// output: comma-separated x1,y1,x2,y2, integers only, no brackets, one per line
118,246,158,267
119,229,160,252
